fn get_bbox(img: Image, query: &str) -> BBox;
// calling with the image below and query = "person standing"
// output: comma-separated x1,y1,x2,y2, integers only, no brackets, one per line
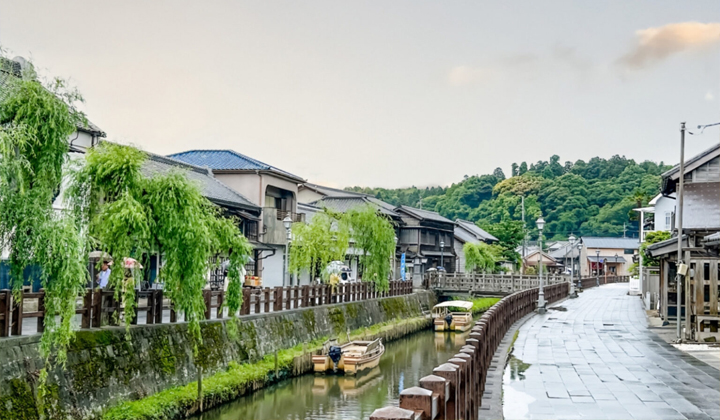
97,260,111,288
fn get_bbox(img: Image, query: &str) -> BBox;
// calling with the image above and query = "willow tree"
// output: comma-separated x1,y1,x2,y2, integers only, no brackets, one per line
289,212,350,282
68,142,252,345
343,205,396,291
0,60,90,400
464,242,501,273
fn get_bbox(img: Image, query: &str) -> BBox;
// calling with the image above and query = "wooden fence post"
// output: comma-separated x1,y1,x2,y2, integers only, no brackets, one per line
0,290,10,337
10,290,23,336
274,287,283,312
264,288,271,313
203,290,212,319
154,290,164,323
216,291,224,319
241,287,251,316
37,291,47,333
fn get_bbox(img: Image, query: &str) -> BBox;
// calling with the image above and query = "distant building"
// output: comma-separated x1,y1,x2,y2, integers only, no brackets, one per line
395,206,456,287
453,219,497,273
580,237,640,277
169,149,306,288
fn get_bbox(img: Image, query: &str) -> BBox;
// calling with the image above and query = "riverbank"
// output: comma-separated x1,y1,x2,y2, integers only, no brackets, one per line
102,316,431,420
0,291,436,420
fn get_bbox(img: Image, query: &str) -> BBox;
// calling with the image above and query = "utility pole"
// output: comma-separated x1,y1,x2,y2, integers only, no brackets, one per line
522,196,526,274
676,122,686,342
623,223,627,238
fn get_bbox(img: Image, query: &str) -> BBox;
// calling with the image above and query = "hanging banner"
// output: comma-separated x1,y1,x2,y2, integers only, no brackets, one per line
400,253,406,281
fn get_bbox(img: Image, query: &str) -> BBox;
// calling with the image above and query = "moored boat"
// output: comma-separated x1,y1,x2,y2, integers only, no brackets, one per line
432,300,473,332
312,338,385,375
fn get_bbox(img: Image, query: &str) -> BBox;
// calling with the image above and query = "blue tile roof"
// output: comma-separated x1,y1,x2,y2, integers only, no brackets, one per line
168,149,304,182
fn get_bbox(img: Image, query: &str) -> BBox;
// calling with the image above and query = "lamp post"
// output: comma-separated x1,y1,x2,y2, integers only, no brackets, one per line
568,234,577,298
536,217,546,313
393,236,398,281
440,240,445,271
595,249,601,287
576,241,583,291
283,216,292,287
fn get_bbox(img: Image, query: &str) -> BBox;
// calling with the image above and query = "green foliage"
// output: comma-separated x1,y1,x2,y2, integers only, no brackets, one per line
352,154,671,241
640,231,672,267
291,205,395,291
69,143,252,348
0,58,90,406
289,212,350,281
451,296,501,313
463,242,501,273
343,205,396,290
481,220,524,266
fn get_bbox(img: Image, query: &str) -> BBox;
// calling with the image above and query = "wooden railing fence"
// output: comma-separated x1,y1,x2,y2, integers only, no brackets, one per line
370,282,570,420
0,280,412,338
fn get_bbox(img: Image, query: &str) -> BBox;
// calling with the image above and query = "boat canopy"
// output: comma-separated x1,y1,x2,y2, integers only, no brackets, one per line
433,301,473,311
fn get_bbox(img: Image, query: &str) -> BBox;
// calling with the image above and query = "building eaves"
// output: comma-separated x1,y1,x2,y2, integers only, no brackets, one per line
581,236,640,250
142,153,260,214
396,205,453,224
300,183,368,198
168,149,305,183
662,142,720,180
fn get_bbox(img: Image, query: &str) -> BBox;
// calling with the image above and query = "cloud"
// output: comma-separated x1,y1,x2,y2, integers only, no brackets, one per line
447,65,491,86
706,91,715,101
618,22,720,69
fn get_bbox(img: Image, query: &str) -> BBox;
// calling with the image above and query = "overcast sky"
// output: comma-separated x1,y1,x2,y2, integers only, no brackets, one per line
1,1,719,188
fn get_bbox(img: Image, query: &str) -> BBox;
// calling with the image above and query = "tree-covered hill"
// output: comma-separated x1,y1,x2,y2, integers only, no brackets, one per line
347,155,672,241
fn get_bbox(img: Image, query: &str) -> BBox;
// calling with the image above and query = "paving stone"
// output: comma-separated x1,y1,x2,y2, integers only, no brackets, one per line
502,284,720,420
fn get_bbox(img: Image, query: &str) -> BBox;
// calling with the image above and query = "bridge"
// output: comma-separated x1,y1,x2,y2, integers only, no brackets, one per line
424,272,629,295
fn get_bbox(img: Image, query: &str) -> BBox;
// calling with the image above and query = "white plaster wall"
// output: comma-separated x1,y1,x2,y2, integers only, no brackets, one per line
261,248,285,288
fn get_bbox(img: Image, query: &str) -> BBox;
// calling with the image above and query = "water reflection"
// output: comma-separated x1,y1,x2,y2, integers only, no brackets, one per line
194,329,470,420
507,355,531,381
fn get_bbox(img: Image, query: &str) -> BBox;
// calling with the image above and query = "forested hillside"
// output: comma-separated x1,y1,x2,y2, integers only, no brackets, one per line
347,155,672,241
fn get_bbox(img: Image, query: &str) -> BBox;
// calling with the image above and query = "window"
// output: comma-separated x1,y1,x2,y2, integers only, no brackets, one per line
624,249,634,255
665,212,672,230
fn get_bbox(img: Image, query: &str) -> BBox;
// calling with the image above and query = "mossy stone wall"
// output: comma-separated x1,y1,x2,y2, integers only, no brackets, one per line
0,291,435,419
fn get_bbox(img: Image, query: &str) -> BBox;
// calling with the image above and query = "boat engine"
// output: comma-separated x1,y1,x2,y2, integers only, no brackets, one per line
328,346,343,371
444,314,453,328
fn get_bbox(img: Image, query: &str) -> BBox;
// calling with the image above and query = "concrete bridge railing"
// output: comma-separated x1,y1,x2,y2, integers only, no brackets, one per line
425,272,570,294
370,282,570,420
426,273,629,295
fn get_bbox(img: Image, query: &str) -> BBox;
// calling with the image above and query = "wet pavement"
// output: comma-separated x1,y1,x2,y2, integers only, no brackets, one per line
504,284,720,420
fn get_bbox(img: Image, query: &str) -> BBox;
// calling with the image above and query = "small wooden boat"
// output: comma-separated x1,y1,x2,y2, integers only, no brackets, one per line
432,300,473,332
312,338,385,375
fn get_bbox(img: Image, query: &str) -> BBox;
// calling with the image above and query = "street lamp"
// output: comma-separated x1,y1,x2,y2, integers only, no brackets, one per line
536,217,546,313
568,234,577,298
283,216,292,286
576,241,583,290
393,236,398,281
440,240,445,271
595,249,601,287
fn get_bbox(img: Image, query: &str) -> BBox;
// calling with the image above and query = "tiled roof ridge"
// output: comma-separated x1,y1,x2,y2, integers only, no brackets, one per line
146,152,258,210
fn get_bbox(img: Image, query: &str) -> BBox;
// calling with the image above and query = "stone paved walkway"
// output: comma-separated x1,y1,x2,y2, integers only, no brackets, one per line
503,284,720,420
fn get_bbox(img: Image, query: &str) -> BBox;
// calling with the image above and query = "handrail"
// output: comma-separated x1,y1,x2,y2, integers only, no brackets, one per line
0,280,413,339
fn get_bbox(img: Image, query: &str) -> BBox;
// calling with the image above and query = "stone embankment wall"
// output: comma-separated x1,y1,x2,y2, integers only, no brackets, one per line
0,291,435,420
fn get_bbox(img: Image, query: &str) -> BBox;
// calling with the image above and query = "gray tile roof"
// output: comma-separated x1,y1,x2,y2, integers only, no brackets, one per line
311,196,399,217
549,243,580,259
662,142,720,179
581,237,640,250
142,153,260,213
168,149,304,182
301,183,367,198
397,205,453,224
455,219,498,243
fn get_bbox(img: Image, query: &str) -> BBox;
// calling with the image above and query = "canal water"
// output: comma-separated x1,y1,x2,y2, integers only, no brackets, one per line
193,327,471,420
